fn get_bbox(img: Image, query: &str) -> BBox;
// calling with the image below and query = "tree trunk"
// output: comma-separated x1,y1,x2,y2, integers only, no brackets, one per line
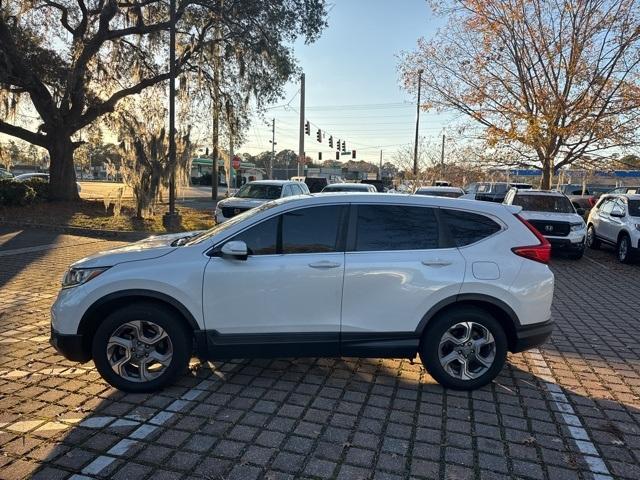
48,135,80,201
541,160,552,190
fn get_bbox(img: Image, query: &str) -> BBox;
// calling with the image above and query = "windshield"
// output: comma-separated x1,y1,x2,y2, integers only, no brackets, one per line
185,201,279,246
513,194,575,213
416,190,463,198
236,183,282,199
629,200,640,217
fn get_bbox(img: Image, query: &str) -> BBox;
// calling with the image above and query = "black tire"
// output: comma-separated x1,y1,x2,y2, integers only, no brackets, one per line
586,225,600,250
616,234,632,264
419,307,507,390
92,303,192,392
568,248,584,260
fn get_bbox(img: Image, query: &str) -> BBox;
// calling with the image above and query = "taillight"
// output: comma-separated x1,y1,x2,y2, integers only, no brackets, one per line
588,196,597,207
512,215,551,264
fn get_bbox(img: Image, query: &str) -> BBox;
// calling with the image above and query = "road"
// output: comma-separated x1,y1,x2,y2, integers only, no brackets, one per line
0,227,639,479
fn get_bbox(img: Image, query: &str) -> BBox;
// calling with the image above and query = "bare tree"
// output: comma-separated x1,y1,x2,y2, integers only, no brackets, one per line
399,0,640,188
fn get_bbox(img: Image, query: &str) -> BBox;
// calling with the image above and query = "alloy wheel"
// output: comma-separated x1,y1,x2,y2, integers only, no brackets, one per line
438,321,496,380
618,236,629,262
106,320,173,382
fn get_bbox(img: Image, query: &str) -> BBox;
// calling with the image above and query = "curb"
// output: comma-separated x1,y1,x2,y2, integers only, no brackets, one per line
0,220,150,241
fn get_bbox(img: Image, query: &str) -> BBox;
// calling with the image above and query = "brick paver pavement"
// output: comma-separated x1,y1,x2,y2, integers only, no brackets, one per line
0,226,639,479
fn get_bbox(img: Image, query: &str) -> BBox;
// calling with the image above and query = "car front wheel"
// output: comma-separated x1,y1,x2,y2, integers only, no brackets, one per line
586,225,600,249
92,303,191,392
420,307,507,390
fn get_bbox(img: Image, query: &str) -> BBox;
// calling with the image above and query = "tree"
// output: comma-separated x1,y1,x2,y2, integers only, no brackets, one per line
399,0,640,188
0,0,328,199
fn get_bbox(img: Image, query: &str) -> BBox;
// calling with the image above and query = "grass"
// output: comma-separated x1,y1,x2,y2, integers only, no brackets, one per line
0,199,215,233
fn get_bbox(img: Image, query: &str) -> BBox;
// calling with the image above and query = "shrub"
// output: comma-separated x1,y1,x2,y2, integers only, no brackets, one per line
0,180,37,206
23,178,50,201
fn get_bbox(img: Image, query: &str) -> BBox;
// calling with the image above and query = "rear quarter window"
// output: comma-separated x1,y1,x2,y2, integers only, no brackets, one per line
441,209,502,247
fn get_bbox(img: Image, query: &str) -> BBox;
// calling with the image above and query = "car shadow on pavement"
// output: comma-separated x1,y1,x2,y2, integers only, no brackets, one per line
17,354,639,480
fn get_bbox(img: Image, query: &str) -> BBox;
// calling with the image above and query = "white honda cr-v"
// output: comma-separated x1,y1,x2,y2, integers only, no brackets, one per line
51,194,554,392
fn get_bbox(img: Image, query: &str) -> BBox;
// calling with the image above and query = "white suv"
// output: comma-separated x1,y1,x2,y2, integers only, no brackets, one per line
215,180,309,223
503,189,586,259
51,194,554,392
586,194,640,263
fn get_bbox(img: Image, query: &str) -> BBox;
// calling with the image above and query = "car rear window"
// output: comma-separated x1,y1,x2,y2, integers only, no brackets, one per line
355,205,439,251
629,200,640,217
512,194,574,213
440,209,502,246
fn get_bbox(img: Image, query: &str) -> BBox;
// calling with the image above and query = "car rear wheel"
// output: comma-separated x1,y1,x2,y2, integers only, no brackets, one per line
420,307,507,390
586,225,600,249
617,234,632,264
92,303,191,392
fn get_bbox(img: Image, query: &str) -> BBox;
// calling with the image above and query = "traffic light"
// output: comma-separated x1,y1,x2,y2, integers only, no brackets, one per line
335,151,340,160
352,150,356,159
342,141,346,153
336,139,340,150
328,136,333,148
305,121,310,135
316,129,321,142
318,152,322,161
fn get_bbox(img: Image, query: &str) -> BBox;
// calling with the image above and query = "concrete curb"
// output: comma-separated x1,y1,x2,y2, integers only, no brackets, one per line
0,220,150,241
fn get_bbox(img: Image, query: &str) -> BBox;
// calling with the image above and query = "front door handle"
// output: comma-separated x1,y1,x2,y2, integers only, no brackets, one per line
422,259,452,267
308,261,342,269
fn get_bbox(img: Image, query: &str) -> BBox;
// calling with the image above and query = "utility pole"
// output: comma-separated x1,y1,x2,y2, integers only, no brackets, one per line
163,0,180,230
379,150,383,180
440,133,445,179
269,118,276,179
413,69,424,177
298,73,305,177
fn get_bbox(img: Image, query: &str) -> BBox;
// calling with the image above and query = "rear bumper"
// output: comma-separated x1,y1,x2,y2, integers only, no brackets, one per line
512,320,553,353
50,327,90,362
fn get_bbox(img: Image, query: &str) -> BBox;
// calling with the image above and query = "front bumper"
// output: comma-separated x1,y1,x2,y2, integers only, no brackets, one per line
511,320,554,353
547,237,585,251
50,327,90,363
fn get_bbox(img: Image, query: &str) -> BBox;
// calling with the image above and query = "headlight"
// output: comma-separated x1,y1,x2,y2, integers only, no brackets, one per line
570,222,585,232
62,267,109,289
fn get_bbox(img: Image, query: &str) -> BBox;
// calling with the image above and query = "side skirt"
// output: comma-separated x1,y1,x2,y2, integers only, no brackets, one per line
197,331,419,360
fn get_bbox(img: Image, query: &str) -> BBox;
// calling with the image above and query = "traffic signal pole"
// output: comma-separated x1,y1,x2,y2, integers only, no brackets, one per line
298,73,305,177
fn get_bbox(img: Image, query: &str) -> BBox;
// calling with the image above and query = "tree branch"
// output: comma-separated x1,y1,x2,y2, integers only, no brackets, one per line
0,120,48,148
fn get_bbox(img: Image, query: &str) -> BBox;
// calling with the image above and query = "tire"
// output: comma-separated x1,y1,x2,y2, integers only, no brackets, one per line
92,303,192,392
419,307,507,390
586,225,600,250
568,248,584,260
616,234,632,264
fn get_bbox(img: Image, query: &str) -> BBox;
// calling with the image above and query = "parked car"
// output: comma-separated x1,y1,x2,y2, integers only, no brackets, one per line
586,194,640,263
503,189,586,259
321,183,377,193
13,172,82,193
463,182,532,202
608,185,640,195
51,193,554,392
0,168,13,179
557,184,616,217
215,180,309,223
415,186,465,198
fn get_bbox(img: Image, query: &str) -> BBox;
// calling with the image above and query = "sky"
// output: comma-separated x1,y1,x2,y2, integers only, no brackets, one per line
238,0,451,165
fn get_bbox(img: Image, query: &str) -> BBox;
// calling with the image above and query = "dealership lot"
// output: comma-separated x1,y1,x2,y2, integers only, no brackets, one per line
0,227,639,479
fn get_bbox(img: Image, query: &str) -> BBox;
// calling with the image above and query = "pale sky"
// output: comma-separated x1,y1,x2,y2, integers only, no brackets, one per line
237,0,453,165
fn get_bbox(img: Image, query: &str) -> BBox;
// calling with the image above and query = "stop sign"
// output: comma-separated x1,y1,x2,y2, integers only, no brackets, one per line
232,156,241,170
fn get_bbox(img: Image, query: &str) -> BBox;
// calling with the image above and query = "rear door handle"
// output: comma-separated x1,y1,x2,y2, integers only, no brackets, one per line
308,261,342,269
421,260,452,267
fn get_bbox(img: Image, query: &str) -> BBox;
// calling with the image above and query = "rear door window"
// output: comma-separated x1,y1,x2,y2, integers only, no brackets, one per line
354,205,440,251
440,209,502,246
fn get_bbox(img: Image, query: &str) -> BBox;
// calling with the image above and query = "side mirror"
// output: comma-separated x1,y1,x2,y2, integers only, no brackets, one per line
220,241,248,260
610,209,625,218
576,208,586,216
